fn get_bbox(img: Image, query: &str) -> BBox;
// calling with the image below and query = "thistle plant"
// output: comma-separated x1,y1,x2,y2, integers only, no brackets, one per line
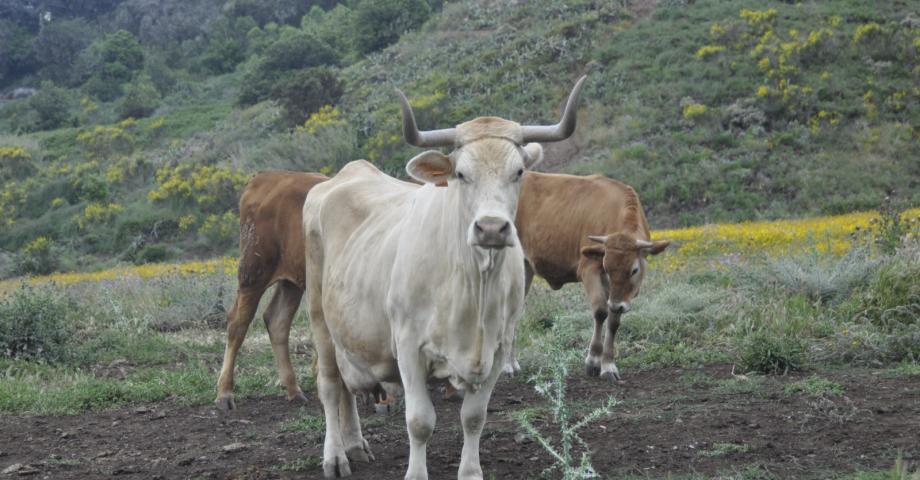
515,324,616,480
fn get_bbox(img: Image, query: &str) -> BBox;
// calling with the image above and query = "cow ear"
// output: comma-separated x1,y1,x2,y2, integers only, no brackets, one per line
580,244,605,258
638,240,671,256
407,150,453,184
522,143,544,169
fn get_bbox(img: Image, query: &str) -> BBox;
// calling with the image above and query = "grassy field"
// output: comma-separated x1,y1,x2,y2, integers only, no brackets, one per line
1,207,919,477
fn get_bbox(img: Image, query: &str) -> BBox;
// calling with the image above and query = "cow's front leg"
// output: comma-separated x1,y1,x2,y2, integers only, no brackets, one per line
398,348,436,480
581,264,607,378
458,352,503,480
600,312,622,381
585,309,606,377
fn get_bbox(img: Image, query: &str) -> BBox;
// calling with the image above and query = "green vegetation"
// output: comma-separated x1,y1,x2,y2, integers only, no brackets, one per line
700,442,751,457
1,0,918,277
784,376,844,397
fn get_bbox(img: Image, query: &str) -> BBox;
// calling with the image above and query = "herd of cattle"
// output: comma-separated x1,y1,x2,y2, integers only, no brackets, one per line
213,76,670,479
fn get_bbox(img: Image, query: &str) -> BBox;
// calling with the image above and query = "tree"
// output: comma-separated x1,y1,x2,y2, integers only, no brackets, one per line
238,29,338,105
119,74,160,119
80,29,144,101
0,20,37,88
27,81,73,131
352,0,431,55
269,66,343,126
32,18,96,85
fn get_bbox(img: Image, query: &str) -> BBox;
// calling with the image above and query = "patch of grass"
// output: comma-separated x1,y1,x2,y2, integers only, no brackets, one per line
784,376,844,397
883,362,920,378
737,330,806,375
679,371,715,388
700,442,751,457
282,413,326,434
713,377,764,396
278,456,323,472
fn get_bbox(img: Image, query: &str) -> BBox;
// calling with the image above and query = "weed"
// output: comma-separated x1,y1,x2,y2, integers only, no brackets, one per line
515,324,616,480
713,377,764,396
700,442,751,457
784,376,843,397
737,330,805,375
277,456,323,472
0,284,74,362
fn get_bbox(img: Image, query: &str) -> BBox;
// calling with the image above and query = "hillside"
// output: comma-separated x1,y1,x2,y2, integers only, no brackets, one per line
0,0,918,277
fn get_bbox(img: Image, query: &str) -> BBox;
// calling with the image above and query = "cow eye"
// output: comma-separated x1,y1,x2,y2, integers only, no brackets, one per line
631,267,639,276
517,168,524,177
457,172,466,181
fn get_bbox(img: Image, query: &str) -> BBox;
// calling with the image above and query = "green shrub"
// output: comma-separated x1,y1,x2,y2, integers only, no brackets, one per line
0,284,74,362
26,82,75,131
737,329,805,374
135,244,169,264
238,29,338,106
352,0,432,54
16,236,58,275
119,74,161,119
269,66,343,126
784,376,843,397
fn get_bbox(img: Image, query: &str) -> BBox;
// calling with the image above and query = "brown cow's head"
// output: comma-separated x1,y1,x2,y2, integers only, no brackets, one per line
581,232,670,314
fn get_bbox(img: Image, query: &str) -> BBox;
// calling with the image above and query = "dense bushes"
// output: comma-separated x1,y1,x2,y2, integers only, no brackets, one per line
0,285,74,362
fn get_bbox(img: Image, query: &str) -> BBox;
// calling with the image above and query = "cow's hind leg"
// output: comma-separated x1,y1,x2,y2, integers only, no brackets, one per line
581,263,607,378
339,388,374,462
216,287,265,410
601,312,622,381
263,281,306,403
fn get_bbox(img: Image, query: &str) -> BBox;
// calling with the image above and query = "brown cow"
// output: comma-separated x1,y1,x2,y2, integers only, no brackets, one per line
515,171,670,380
215,170,327,411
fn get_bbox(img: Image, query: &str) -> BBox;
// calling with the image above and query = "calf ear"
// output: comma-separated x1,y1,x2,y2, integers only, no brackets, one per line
407,150,453,184
522,143,544,169
580,244,605,258
642,240,671,255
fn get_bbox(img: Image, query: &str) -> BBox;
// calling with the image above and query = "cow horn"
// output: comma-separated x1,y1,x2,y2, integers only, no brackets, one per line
521,75,587,144
588,235,607,244
635,239,654,249
397,90,457,147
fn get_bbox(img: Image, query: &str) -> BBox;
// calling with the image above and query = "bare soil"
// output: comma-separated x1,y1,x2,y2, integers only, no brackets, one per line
1,364,918,479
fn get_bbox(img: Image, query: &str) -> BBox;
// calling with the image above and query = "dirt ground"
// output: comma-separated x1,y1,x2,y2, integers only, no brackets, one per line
1,364,918,479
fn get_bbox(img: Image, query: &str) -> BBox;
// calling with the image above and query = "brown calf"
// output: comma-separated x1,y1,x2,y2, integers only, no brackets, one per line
215,170,327,410
516,172,669,380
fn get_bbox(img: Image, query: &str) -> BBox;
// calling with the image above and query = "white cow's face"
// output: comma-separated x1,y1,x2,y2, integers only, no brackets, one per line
407,140,543,250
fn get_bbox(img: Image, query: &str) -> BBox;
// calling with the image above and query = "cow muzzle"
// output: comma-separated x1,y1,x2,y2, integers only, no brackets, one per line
471,216,513,249
608,301,631,315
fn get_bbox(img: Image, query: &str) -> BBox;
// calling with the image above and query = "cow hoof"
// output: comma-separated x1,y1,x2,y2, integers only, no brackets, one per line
287,390,308,404
585,365,600,378
600,371,622,382
215,395,236,411
324,454,352,478
346,439,375,462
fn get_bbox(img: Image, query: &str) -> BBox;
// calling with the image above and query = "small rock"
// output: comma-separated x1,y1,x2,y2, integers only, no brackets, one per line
111,465,142,475
528,456,538,462
2,463,39,476
152,411,167,420
513,433,532,445
176,455,196,466
59,431,73,439
221,442,247,453
93,450,114,460
110,421,120,427
134,406,150,414
2,464,24,474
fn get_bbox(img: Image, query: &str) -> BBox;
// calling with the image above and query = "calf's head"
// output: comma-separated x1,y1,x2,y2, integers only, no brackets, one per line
581,233,670,314
399,76,586,251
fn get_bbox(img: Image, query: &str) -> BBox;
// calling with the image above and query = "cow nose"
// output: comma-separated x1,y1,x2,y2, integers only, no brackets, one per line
473,216,512,249
607,301,630,314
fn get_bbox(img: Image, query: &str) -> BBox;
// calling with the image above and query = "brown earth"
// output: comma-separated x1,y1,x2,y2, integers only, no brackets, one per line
1,365,918,479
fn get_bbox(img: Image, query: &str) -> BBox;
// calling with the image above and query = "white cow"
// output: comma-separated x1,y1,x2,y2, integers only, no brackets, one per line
302,77,586,479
